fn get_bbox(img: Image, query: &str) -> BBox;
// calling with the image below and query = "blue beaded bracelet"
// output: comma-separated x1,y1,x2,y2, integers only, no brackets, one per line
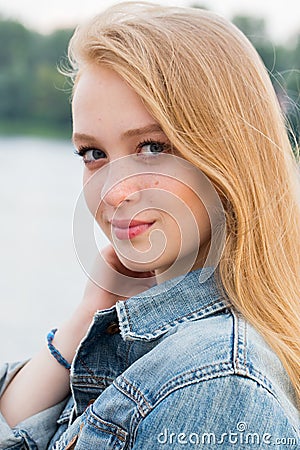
47,328,71,370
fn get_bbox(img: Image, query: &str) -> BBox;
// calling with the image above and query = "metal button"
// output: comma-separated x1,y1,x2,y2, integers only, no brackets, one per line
106,321,120,335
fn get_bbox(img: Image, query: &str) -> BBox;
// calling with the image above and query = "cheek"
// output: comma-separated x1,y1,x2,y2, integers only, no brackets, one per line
192,203,211,242
82,171,104,218
183,187,211,236
167,182,211,241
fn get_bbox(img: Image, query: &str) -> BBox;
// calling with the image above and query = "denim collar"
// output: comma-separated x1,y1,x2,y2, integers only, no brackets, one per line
116,267,229,341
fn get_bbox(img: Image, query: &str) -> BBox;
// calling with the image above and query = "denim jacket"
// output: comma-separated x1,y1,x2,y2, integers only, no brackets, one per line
1,267,299,449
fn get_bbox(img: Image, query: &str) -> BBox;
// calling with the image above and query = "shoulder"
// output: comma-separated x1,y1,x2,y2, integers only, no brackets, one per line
121,309,273,389
116,309,300,431
132,375,300,449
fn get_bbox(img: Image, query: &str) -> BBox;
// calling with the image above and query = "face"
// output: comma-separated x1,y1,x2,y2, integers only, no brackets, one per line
72,65,211,281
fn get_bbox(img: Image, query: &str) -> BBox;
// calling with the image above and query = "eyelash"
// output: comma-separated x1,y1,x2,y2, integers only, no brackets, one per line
73,147,98,157
74,139,172,165
137,139,171,154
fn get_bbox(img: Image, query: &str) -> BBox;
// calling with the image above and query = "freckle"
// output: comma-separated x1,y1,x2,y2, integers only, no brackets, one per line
155,180,159,186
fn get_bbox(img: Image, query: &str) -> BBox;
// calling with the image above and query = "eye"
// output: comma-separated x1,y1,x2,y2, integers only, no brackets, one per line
138,140,168,156
74,147,106,164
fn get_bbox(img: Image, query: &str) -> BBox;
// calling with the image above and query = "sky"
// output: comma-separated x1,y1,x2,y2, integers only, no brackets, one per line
0,0,299,43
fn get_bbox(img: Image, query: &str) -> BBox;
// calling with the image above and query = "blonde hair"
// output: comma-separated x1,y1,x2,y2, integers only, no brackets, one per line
67,2,300,404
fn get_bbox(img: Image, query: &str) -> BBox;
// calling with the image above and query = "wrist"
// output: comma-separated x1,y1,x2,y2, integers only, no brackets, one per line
51,308,93,365
47,329,71,370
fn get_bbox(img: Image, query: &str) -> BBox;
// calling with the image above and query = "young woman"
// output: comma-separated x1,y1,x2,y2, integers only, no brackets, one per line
0,2,299,449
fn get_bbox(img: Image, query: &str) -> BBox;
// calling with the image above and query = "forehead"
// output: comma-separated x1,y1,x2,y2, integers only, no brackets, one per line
71,66,158,142
72,65,150,113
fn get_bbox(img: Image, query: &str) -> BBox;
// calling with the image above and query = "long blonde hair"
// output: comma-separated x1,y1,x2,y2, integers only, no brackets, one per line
67,2,300,404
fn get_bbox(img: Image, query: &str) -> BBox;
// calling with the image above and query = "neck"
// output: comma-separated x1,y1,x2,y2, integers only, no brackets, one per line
155,244,211,285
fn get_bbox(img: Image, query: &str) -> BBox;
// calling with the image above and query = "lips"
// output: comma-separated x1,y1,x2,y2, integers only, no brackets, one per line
110,219,155,240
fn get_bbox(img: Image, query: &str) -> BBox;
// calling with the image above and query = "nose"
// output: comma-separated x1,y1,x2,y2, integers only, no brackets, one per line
101,176,141,207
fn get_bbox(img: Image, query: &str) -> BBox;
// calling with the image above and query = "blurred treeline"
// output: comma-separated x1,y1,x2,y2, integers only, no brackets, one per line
0,13,299,142
0,20,74,138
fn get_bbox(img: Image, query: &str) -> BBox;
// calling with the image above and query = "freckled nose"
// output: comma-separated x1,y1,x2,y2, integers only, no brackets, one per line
101,178,141,207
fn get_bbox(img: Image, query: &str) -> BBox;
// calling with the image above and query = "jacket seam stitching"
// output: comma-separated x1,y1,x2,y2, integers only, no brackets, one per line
123,298,229,340
232,310,248,374
114,363,277,414
153,371,284,417
116,371,282,447
72,360,115,387
88,409,127,442
114,377,152,417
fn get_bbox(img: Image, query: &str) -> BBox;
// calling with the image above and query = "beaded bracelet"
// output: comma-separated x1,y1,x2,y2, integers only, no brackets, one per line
46,328,71,370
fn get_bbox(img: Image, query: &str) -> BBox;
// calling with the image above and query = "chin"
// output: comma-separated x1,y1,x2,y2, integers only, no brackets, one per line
119,255,155,273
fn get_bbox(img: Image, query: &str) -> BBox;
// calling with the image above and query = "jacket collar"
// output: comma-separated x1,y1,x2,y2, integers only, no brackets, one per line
116,267,229,341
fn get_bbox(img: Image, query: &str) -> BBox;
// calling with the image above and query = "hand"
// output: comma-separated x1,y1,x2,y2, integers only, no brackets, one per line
79,245,156,319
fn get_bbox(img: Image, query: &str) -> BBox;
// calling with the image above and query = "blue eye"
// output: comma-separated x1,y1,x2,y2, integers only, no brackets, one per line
138,140,167,155
75,147,106,163
86,149,106,161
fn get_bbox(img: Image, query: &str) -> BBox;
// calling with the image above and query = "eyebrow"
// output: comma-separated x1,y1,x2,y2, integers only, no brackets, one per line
122,123,163,138
72,123,164,145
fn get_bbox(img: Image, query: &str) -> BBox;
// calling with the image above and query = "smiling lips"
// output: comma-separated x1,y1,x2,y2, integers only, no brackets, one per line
111,219,155,240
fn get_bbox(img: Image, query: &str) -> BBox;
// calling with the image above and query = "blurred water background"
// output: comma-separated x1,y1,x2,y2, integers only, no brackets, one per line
0,137,108,363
